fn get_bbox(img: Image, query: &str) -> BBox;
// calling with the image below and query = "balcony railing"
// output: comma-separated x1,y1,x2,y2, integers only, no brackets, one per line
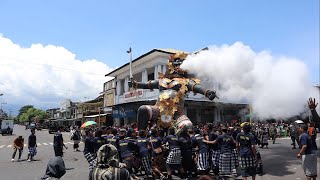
115,89,211,105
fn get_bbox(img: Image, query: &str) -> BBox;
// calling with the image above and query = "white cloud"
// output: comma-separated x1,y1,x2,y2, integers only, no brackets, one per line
181,42,319,120
0,35,113,108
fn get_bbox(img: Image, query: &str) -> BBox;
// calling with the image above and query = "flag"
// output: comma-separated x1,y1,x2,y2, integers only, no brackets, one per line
127,47,132,53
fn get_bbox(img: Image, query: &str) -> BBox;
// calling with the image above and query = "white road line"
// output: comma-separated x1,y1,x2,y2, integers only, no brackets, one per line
0,142,80,149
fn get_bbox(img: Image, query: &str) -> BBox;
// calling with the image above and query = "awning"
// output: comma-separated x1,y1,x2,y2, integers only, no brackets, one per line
84,113,110,118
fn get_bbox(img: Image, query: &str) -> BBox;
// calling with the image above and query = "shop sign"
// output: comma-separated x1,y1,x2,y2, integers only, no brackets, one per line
124,90,143,100
112,107,136,118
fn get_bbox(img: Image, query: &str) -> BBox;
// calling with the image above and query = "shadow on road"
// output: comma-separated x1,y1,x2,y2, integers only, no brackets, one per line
260,145,301,177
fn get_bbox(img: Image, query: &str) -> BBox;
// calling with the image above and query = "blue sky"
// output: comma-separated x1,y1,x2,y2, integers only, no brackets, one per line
0,0,319,113
0,0,319,82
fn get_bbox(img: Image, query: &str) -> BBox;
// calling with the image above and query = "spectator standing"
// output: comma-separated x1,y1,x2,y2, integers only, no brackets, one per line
192,129,210,175
236,123,257,180
83,129,96,180
208,125,220,176
163,127,182,180
27,129,37,161
149,128,166,179
297,124,317,180
53,126,68,157
260,130,269,149
93,130,106,153
118,129,139,179
269,124,277,144
205,127,237,178
71,126,81,152
308,122,317,150
136,130,153,179
289,124,300,149
106,128,120,150
11,135,24,162
179,128,193,178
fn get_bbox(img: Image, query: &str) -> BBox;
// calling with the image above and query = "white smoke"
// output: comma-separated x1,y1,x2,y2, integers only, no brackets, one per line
181,42,319,120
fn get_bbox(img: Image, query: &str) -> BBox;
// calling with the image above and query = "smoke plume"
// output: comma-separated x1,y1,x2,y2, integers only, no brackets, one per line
181,42,319,120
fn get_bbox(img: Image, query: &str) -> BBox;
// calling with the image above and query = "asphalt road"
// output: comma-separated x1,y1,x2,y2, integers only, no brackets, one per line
0,125,89,180
0,125,319,180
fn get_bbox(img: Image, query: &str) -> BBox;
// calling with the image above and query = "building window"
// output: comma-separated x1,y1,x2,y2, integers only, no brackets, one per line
148,73,154,81
120,79,125,95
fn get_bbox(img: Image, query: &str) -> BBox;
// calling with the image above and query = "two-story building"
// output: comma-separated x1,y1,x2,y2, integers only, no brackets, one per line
103,48,247,126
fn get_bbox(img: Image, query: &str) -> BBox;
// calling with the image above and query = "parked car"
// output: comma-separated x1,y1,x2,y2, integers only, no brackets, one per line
1,120,14,135
48,124,58,134
36,124,42,130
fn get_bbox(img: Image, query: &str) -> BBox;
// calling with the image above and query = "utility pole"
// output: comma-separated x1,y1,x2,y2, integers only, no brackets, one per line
0,94,3,119
0,102,7,119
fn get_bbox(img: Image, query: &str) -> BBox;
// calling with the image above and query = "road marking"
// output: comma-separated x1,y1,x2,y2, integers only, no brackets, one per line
0,142,84,149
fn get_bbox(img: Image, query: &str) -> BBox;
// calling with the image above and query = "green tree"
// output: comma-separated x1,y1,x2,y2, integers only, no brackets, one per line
17,105,34,119
18,107,48,124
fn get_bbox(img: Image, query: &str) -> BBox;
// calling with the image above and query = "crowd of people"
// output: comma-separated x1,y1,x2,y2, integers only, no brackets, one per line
9,98,318,180
80,122,269,180
79,98,319,180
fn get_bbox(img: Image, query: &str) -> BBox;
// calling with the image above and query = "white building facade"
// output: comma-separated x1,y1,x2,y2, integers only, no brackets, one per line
103,49,247,126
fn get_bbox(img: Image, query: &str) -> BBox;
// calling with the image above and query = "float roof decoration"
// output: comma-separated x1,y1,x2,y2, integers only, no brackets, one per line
169,52,189,61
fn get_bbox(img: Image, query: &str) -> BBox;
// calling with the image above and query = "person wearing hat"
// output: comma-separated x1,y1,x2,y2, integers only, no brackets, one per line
91,144,130,180
11,135,24,162
236,123,257,180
